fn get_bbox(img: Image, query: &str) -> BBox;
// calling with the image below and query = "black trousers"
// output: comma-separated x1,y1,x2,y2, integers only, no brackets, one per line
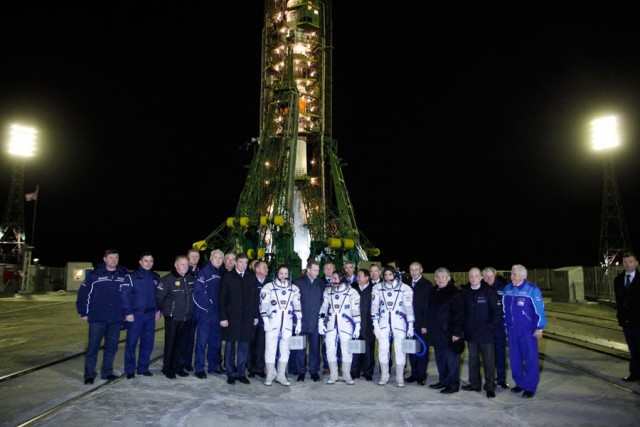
350,338,375,377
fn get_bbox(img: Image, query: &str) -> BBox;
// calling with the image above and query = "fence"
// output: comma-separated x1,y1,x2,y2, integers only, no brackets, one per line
1,264,625,305
444,266,621,304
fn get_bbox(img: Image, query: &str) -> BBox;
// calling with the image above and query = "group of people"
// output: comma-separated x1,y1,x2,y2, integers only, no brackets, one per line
75,248,640,399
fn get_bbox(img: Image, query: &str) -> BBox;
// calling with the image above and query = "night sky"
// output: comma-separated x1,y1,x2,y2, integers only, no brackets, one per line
1,2,639,273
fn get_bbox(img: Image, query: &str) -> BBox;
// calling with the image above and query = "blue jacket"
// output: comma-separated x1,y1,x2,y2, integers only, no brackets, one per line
121,267,160,315
76,263,129,323
294,273,325,333
503,280,547,332
193,262,223,321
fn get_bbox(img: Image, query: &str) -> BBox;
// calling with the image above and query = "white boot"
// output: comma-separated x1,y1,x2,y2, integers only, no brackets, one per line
275,361,291,386
396,364,405,388
326,361,339,384
264,363,276,386
378,363,389,385
342,362,354,385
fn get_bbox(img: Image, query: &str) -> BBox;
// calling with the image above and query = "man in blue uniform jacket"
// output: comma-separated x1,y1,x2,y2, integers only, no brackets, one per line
76,249,129,384
502,264,546,398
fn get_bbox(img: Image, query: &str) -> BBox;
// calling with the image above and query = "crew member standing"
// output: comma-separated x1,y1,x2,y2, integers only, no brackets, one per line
372,266,414,387
192,249,225,378
319,271,361,385
76,249,129,384
156,255,195,379
350,268,375,381
292,260,325,382
219,253,259,384
460,267,499,398
614,251,640,382
502,264,546,398
405,261,433,386
260,264,302,386
121,251,160,379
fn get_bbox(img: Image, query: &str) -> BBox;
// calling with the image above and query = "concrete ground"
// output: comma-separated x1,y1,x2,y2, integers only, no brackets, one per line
0,292,639,427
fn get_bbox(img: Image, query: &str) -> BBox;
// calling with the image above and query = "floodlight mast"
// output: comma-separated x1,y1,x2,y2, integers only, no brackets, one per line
591,116,631,268
0,124,37,265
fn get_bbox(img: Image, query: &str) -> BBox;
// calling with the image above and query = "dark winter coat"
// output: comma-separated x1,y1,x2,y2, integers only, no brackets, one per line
410,276,434,332
460,282,499,343
219,269,260,341
426,281,463,347
351,282,374,341
156,269,195,321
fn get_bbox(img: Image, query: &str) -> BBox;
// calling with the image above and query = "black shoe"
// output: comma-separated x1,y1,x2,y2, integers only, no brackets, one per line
209,369,223,374
511,386,524,393
257,371,267,379
141,371,153,377
623,375,640,382
227,378,236,384
196,372,207,379
297,374,305,382
126,373,135,379
185,365,194,372
351,373,360,379
417,378,426,386
522,391,535,398
238,376,250,384
364,375,373,381
165,372,176,379
176,370,189,377
440,387,459,394
84,378,94,385
429,382,445,389
461,384,481,391
311,373,320,382
105,374,118,381
497,381,509,389
487,390,496,398
404,375,418,383
248,372,256,378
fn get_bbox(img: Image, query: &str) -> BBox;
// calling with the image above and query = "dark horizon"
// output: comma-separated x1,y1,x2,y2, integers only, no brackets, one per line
1,3,639,273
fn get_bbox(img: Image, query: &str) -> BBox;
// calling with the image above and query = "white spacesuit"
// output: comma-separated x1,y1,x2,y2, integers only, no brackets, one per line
371,268,414,387
318,274,361,385
260,277,302,386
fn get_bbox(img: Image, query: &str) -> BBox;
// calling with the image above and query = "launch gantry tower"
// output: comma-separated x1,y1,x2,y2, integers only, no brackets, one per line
197,0,378,274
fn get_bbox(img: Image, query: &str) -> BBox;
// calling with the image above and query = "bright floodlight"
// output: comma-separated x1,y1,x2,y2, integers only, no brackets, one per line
591,116,620,151
8,124,37,157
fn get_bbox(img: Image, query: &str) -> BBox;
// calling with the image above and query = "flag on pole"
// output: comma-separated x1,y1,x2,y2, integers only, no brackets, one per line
25,189,38,202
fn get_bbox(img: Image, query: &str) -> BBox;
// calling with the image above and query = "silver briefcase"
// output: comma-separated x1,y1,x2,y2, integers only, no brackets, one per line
401,339,419,354
347,339,366,354
289,335,306,350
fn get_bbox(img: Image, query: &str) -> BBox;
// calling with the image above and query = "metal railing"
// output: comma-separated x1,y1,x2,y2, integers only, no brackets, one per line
3,264,624,305
448,266,621,305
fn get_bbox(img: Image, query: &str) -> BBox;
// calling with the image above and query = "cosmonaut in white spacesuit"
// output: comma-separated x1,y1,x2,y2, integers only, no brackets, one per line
371,266,415,387
260,264,302,386
318,271,361,384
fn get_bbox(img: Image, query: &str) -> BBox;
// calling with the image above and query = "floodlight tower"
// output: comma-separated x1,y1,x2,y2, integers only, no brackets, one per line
0,124,37,265
591,116,632,267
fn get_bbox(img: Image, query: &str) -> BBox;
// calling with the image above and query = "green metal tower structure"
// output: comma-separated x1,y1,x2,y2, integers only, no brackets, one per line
196,0,378,274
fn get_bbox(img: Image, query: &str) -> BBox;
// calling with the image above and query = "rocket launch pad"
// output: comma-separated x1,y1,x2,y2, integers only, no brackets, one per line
197,0,378,273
